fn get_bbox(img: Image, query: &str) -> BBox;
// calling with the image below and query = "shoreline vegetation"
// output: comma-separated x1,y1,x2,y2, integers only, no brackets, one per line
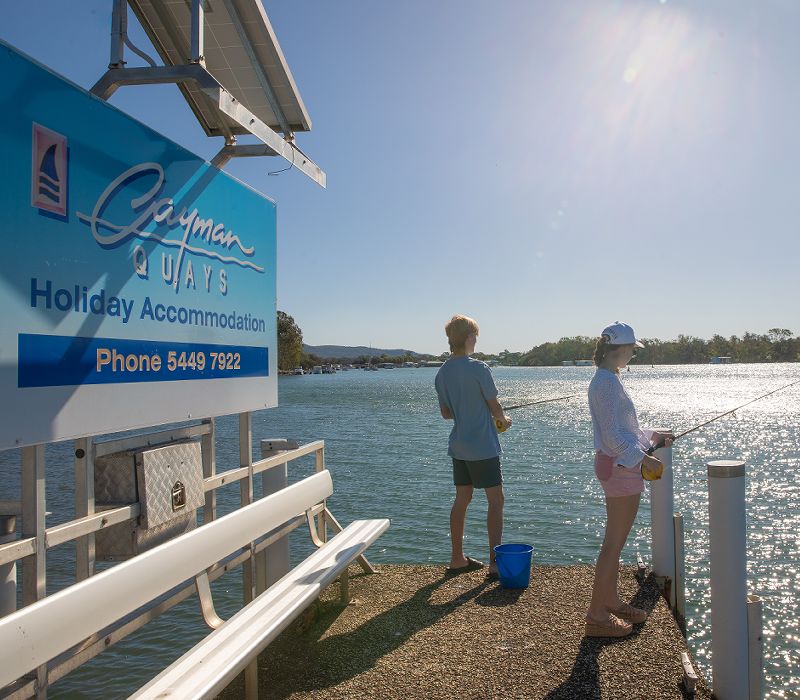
278,313,798,370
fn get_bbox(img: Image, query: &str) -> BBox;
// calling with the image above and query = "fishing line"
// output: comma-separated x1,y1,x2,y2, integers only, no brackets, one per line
646,377,800,454
495,394,576,432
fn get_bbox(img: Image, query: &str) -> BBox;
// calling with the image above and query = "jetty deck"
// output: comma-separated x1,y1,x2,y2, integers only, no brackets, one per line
219,564,711,700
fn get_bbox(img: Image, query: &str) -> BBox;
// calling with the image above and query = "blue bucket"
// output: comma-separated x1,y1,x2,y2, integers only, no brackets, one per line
493,543,534,589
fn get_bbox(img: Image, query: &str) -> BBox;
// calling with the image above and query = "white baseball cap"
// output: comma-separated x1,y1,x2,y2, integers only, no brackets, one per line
601,321,644,348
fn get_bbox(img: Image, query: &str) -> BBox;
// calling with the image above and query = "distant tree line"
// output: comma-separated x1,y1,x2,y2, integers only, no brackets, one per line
279,312,798,370
278,311,429,370
302,352,422,367
499,329,798,366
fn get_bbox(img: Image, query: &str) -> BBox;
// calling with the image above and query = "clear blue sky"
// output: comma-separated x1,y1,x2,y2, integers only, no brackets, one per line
3,1,798,354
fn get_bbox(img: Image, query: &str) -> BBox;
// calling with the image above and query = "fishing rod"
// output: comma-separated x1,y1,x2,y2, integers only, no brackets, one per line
646,377,800,454
495,394,576,432
502,394,577,412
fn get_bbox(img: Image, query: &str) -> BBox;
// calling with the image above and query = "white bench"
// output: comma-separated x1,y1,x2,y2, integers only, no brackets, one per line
0,470,389,698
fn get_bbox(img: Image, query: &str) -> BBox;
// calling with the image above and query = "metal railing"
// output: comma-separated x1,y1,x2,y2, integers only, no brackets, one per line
0,413,325,699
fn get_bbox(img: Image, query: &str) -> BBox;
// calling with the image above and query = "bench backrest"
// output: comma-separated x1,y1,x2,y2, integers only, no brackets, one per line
0,469,333,688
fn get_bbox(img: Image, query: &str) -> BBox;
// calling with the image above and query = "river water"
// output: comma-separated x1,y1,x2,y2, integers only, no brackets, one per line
2,363,798,697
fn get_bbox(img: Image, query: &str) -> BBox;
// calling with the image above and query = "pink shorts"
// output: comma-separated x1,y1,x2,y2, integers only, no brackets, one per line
594,451,644,498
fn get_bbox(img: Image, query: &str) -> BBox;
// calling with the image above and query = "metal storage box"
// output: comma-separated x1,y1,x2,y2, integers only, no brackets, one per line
94,440,204,561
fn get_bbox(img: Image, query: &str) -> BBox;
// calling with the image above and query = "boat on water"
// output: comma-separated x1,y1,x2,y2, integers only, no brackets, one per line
292,367,305,375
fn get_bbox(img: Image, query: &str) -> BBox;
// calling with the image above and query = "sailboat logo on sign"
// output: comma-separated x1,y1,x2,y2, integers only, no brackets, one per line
31,123,68,217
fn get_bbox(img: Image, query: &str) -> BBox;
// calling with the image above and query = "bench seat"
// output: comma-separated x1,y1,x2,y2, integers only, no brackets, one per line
131,517,389,699
0,469,389,699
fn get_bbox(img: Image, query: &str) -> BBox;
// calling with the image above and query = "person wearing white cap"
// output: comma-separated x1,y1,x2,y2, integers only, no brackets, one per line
584,321,673,638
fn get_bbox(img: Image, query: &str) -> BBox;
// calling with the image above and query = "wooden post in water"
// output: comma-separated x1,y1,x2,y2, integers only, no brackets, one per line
747,595,764,700
650,431,675,605
673,513,686,635
708,459,749,700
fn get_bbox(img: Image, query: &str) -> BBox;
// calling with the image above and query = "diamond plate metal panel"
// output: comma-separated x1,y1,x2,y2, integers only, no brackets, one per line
136,441,204,529
94,451,138,504
93,440,204,560
95,508,196,561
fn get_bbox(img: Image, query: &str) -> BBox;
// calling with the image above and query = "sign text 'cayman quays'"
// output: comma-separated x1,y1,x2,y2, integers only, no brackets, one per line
0,42,277,448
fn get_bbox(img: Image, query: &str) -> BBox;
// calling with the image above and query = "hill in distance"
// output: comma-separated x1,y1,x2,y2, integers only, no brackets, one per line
303,344,426,359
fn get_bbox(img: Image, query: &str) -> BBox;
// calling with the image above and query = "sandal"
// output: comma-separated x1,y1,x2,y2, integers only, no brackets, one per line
607,602,648,624
584,613,632,638
445,556,485,576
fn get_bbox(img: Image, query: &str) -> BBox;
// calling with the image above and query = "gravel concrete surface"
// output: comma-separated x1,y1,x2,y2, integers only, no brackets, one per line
219,564,710,699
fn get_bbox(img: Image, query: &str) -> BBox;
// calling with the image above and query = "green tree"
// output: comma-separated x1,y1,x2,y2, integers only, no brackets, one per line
707,334,732,359
277,310,303,371
768,328,795,362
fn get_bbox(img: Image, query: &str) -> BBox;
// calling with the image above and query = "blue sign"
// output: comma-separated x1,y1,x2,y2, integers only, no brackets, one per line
0,41,277,448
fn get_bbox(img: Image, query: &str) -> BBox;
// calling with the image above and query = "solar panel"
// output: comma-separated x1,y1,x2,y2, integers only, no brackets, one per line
128,0,312,137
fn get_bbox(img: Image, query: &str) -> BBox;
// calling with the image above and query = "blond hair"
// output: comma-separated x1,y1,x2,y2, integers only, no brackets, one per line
445,314,479,352
593,335,610,366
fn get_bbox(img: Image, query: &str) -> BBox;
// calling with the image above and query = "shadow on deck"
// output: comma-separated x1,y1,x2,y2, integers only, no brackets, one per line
218,565,710,700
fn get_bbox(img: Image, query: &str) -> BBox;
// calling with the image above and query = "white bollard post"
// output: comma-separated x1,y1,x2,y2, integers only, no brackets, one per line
747,595,764,700
0,516,16,617
257,439,296,594
649,430,675,605
708,459,749,700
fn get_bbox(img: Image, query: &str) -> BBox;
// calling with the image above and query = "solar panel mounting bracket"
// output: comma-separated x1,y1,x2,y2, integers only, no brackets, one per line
91,0,326,188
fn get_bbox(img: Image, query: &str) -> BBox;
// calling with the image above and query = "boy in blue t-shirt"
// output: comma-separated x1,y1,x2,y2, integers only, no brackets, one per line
435,314,511,577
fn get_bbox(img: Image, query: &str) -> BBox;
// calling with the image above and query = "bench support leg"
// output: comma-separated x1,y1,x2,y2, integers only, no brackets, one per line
195,572,224,629
306,510,325,548
245,660,258,700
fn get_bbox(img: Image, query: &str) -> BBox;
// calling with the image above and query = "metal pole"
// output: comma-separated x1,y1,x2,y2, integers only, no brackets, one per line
0,515,16,617
238,412,257,700
109,0,126,68
257,440,295,594
747,595,764,700
22,444,47,697
315,446,326,543
201,418,216,524
649,431,675,604
708,459,749,700
239,412,254,604
190,0,205,64
74,438,95,581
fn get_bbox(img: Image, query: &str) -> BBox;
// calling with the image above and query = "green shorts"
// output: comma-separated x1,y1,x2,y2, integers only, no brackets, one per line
452,456,502,489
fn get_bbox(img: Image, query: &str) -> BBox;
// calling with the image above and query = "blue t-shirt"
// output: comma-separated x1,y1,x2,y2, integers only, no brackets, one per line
435,356,501,460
